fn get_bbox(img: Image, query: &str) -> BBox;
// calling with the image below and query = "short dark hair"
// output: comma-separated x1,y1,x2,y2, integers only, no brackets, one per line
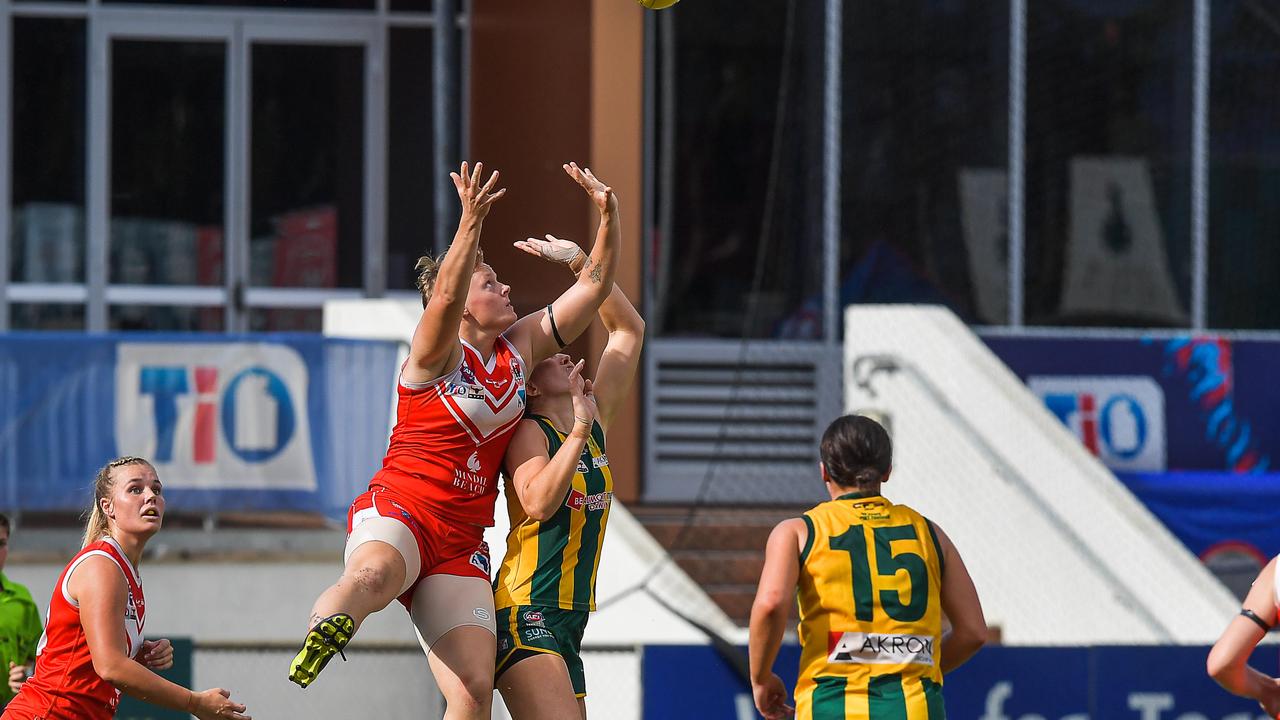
820,414,892,489
0,513,10,533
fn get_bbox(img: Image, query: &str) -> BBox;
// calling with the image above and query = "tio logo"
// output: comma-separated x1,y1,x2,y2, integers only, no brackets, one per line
1028,376,1166,473
138,365,296,464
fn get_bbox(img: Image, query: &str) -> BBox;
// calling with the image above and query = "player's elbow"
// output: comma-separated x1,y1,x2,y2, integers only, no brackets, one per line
526,505,555,523
92,656,127,687
750,591,788,622
1206,643,1242,684
955,623,988,654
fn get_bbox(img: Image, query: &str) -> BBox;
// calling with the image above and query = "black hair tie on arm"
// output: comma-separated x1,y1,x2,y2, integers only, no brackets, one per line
1240,608,1273,632
547,304,567,349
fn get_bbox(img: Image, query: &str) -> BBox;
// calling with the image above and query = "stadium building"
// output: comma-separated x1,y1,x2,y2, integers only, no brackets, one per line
3,0,1280,717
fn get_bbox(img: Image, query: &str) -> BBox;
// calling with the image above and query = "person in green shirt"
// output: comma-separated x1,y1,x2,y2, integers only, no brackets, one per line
0,513,42,708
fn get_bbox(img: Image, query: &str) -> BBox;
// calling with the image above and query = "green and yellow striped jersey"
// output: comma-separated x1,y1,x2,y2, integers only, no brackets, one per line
494,415,614,612
795,492,946,720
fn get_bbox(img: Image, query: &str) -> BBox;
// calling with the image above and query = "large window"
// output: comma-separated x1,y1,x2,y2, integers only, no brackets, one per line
840,0,1009,326
1024,0,1192,327
3,5,462,331
11,18,87,295
1208,0,1280,329
649,0,826,339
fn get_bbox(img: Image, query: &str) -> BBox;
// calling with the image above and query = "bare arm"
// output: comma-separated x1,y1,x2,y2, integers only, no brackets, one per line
511,234,644,431
569,252,643,431
749,518,805,720
72,557,250,720
1207,558,1280,715
507,164,620,365
504,368,597,522
933,523,987,674
403,161,506,385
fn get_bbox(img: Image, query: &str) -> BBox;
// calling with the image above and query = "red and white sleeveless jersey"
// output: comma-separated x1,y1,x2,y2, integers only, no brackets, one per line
372,335,527,526
4,538,145,720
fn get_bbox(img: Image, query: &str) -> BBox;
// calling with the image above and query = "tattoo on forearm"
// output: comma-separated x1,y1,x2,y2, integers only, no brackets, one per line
590,262,603,284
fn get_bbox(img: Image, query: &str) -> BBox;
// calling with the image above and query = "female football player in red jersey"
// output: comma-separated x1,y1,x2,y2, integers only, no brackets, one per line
291,160,620,720
2,456,249,720
1207,558,1280,716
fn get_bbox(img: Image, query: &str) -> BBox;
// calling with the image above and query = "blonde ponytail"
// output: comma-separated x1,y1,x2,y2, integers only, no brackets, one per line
83,456,154,548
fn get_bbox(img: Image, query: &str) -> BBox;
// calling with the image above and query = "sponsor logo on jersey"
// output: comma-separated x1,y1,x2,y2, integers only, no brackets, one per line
522,610,545,627
565,489,612,513
459,363,478,385
827,632,935,666
1030,375,1166,472
467,451,482,473
469,548,491,575
446,382,487,400
591,454,609,469
483,376,510,390
576,459,589,474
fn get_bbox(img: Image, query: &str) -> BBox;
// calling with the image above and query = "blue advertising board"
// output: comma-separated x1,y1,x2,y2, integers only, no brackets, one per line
642,644,1278,719
981,333,1280,567
0,333,400,520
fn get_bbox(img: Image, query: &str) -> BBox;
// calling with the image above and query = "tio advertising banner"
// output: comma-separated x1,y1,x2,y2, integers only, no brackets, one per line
0,333,400,519
642,644,1278,720
982,333,1280,580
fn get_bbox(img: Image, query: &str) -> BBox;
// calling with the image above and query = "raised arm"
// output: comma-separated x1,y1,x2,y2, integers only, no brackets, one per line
749,518,804,720
403,161,506,385
72,556,250,720
933,523,987,674
502,364,597,521
513,233,644,431
506,163,619,365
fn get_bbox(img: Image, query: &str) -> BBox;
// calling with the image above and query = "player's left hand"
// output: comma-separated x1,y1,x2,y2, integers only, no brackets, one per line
752,673,795,720
513,234,582,267
563,162,615,214
140,638,174,671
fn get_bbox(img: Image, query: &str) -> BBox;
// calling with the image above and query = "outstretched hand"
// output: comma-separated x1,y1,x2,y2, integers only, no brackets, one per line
451,161,506,221
563,163,614,214
513,234,583,266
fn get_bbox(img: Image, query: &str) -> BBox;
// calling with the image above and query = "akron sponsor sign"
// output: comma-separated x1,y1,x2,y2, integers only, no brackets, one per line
115,343,316,490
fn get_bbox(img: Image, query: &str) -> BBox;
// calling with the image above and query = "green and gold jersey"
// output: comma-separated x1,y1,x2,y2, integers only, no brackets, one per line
795,492,946,720
494,415,613,612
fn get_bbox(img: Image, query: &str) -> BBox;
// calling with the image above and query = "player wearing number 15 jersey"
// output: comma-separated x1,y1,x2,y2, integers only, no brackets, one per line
748,415,988,720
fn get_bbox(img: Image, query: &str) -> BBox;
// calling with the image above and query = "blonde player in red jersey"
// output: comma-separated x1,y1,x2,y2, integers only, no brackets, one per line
1207,559,1280,715
749,416,986,720
290,161,621,720
2,456,249,720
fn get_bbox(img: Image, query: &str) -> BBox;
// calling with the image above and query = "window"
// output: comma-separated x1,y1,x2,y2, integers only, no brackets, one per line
649,0,826,339
1023,0,1193,327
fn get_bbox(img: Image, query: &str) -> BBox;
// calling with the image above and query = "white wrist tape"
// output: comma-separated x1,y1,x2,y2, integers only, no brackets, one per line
545,245,582,264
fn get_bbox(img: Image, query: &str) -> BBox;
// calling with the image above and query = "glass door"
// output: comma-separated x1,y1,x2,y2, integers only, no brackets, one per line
90,14,382,332
92,17,235,331
242,22,380,332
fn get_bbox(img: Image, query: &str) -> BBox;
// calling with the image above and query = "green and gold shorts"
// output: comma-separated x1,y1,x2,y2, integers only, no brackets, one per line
494,605,590,697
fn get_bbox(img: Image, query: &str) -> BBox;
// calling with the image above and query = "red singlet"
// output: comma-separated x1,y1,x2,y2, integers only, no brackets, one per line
4,538,146,720
372,335,527,527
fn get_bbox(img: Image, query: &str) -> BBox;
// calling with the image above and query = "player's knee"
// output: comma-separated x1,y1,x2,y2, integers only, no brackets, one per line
440,668,493,708
348,561,400,598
